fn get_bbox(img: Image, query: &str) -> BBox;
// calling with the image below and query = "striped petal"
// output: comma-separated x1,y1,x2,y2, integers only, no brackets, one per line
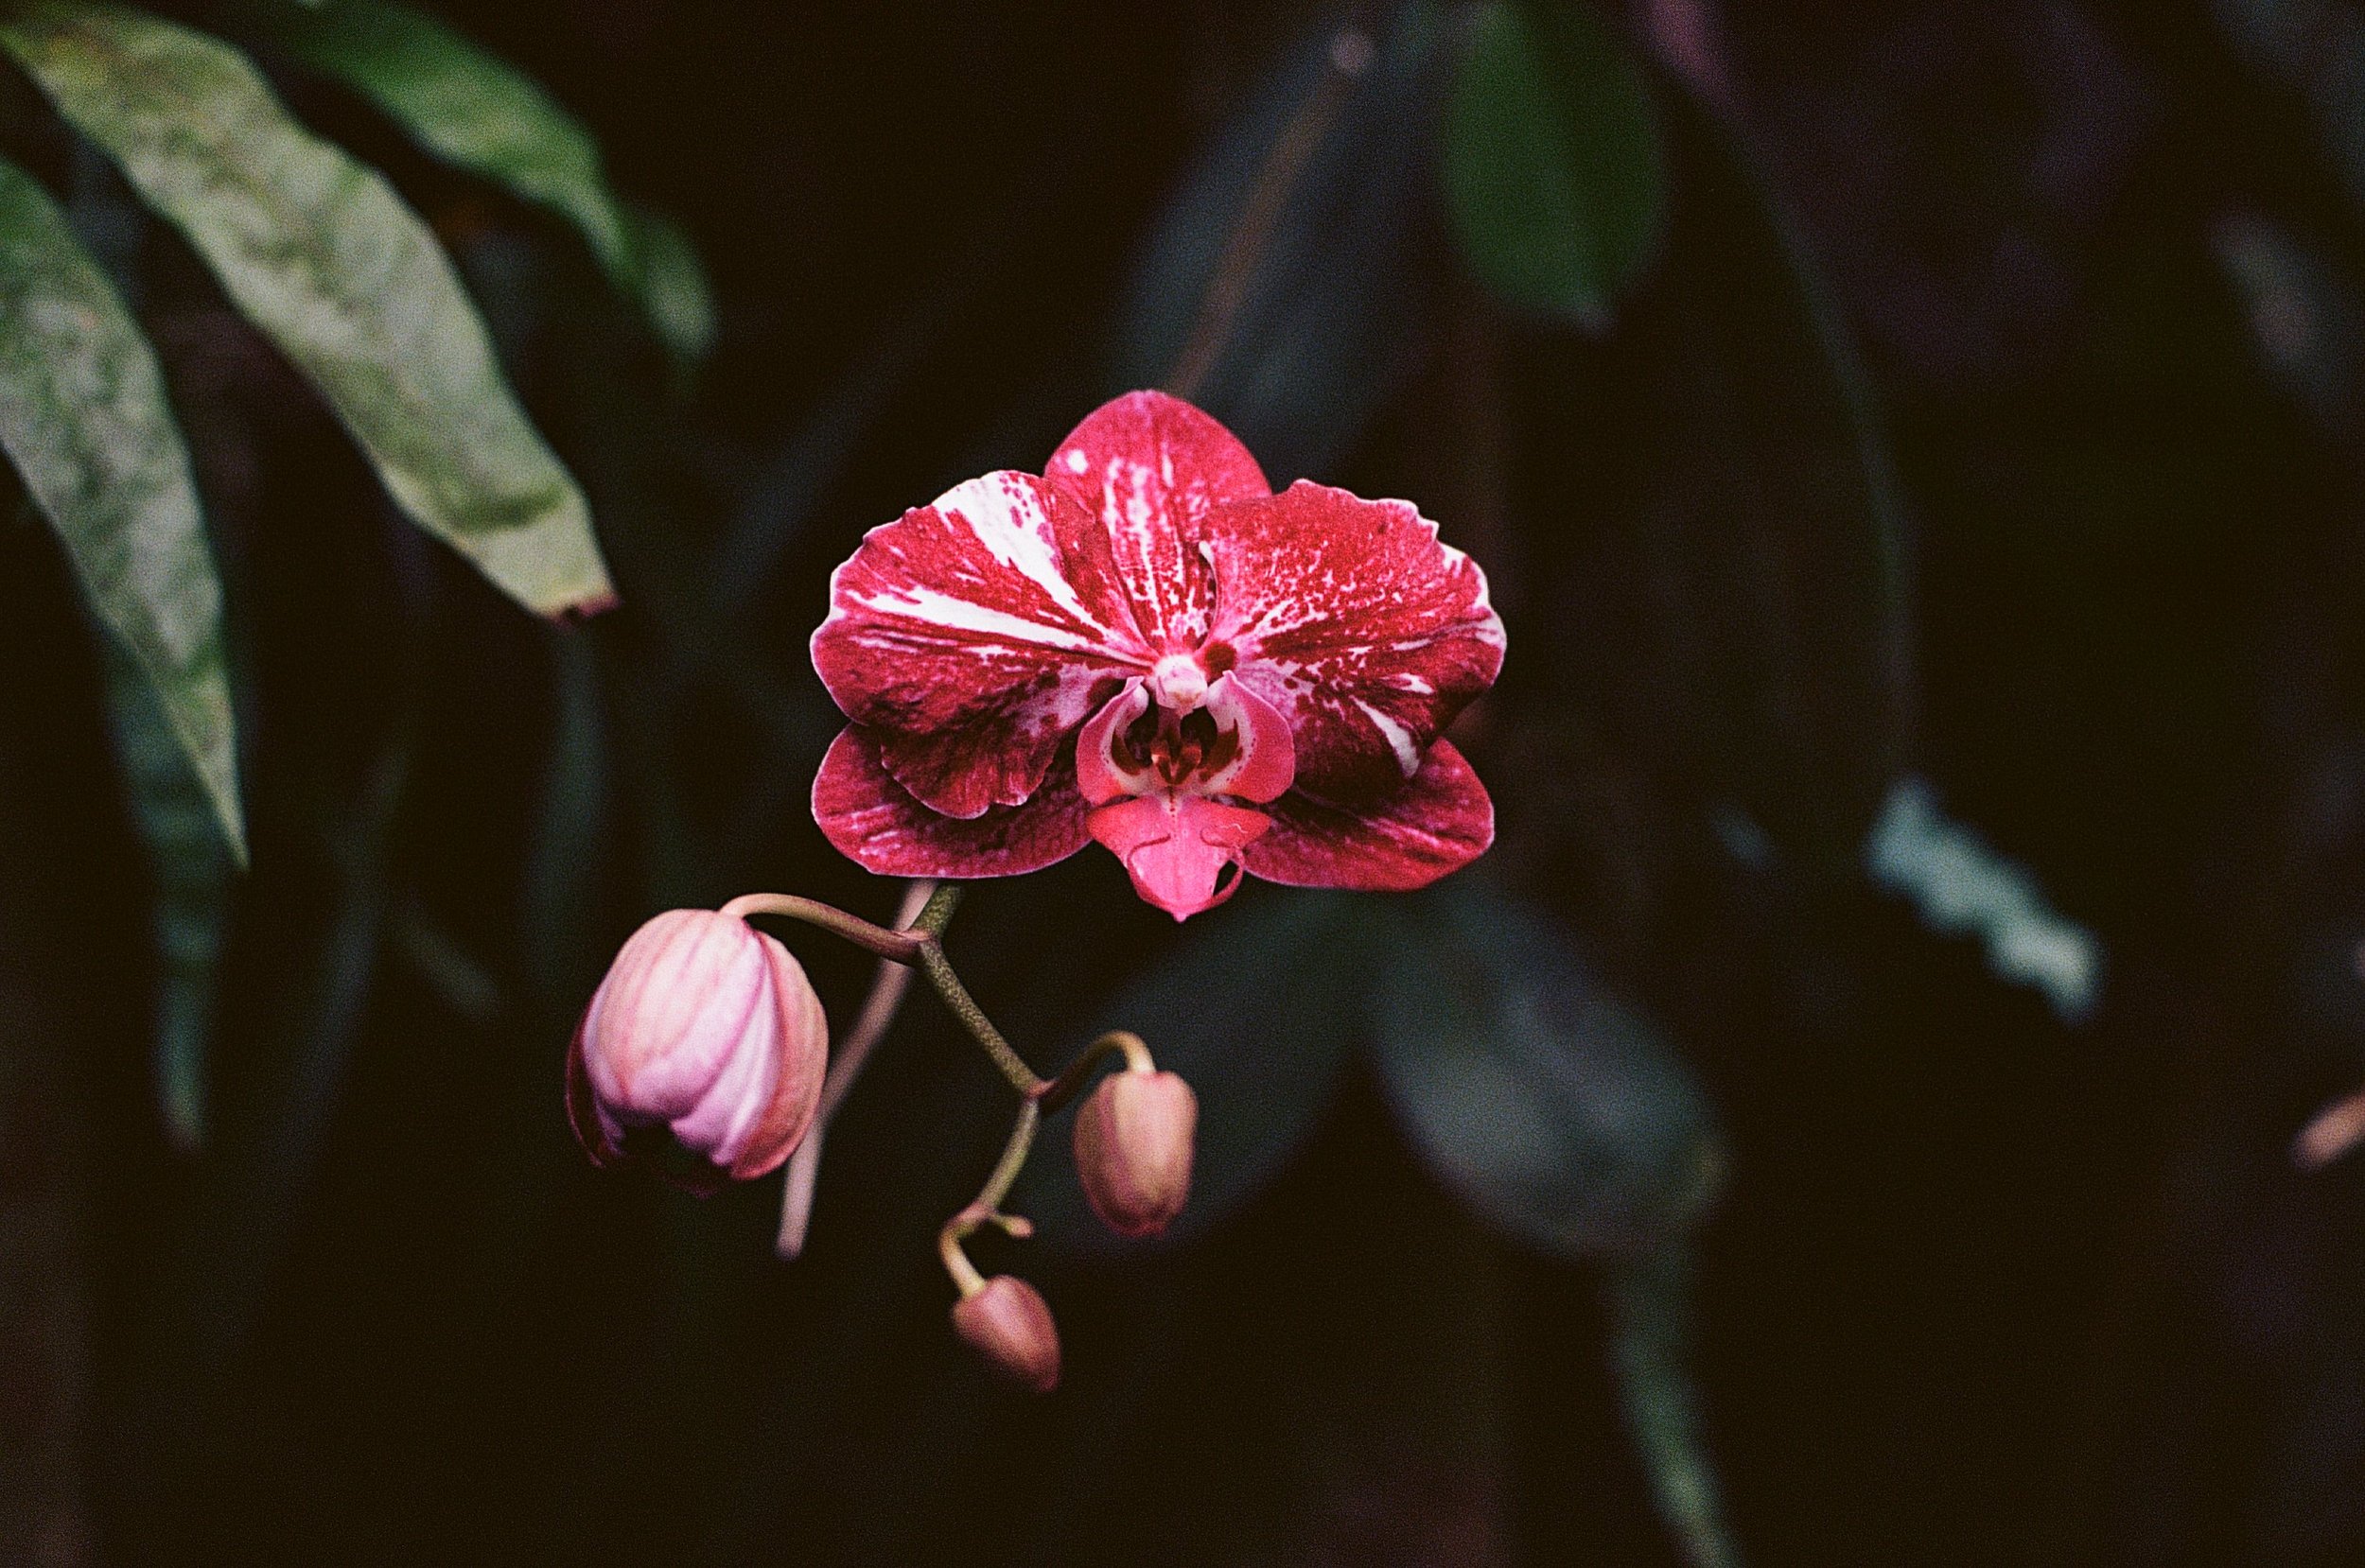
1209,481,1505,802
811,725,1091,878
1043,390,1271,653
812,470,1149,818
1238,740,1494,892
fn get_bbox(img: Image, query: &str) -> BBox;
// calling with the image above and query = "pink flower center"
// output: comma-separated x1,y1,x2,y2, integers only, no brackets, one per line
1074,665,1298,920
1112,703,1238,791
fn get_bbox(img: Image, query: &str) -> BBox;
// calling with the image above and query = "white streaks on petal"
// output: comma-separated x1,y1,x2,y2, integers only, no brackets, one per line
936,472,1111,636
1043,392,1270,652
1354,699,1421,778
1203,481,1504,800
846,584,1114,654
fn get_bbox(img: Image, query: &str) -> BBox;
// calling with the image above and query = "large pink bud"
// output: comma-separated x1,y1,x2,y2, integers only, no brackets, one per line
565,909,827,1194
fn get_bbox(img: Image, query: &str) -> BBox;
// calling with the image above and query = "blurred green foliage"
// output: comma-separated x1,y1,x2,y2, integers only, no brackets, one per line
0,152,240,857
1444,0,1665,330
0,0,692,1152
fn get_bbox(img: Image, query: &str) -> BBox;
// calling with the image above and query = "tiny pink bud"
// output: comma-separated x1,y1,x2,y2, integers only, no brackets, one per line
1073,1068,1198,1238
952,1276,1061,1393
565,909,826,1193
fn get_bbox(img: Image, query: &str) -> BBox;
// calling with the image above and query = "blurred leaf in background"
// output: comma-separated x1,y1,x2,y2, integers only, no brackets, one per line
1443,0,1667,331
1865,776,2101,1023
2214,0,2365,213
1366,880,1721,1258
1118,1,1455,479
1539,84,1911,873
1365,879,1737,1567
2214,210,2365,443
99,640,234,1151
1607,1240,1742,1568
617,202,715,369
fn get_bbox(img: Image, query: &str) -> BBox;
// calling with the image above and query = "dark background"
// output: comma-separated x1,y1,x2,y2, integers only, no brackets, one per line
7,1,2365,1563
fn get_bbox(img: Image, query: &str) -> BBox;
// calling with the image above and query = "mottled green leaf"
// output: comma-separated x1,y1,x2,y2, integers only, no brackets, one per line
0,152,243,861
1015,890,1368,1252
1365,881,1719,1257
100,638,233,1150
1443,0,1666,330
269,0,628,274
0,2,613,618
260,0,709,363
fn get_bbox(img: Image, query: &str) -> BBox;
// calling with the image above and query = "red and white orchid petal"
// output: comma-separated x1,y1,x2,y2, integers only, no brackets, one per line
1087,793,1272,920
1075,680,1150,806
1043,390,1270,653
813,470,1149,818
1197,672,1295,804
1238,740,1494,892
1208,481,1505,802
812,726,1091,878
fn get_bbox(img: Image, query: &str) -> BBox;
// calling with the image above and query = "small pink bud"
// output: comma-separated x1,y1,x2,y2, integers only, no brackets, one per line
565,909,826,1193
952,1276,1061,1392
1073,1068,1198,1238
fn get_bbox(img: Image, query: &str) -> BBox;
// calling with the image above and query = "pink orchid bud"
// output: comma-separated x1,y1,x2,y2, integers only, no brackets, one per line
1072,1068,1198,1238
952,1275,1061,1393
565,909,826,1194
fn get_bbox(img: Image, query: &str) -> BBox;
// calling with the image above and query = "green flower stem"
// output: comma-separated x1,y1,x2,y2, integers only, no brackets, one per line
937,1096,1041,1298
719,891,920,961
936,1033,1167,1297
912,939,1042,1097
729,881,1165,1299
911,880,962,936
1034,1029,1155,1115
721,882,1034,1094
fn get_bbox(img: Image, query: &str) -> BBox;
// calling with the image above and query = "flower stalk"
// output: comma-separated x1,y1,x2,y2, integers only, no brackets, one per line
1035,1029,1155,1115
937,1097,1041,1298
911,942,1042,1096
717,891,922,961
775,879,938,1258
732,889,1177,1310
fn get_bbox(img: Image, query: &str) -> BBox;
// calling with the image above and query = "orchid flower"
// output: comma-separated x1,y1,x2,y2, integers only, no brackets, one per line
810,391,1506,918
